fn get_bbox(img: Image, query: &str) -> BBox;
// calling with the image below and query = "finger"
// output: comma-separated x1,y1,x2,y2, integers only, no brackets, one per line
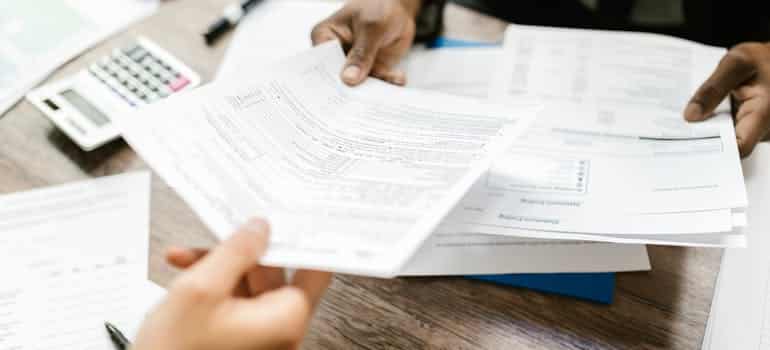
734,101,770,157
685,45,760,121
372,66,406,85
291,270,332,311
182,218,270,296
342,24,387,85
311,23,343,45
369,21,414,86
228,287,315,349
166,247,208,269
245,266,286,295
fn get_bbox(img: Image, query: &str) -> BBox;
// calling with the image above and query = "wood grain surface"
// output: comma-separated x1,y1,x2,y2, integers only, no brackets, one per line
0,1,719,349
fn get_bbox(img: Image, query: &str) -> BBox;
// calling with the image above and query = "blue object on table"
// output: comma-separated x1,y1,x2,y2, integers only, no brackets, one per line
426,36,498,48
426,36,617,304
468,273,615,304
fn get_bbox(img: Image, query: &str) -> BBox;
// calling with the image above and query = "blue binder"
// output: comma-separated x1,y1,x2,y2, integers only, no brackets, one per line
426,36,616,304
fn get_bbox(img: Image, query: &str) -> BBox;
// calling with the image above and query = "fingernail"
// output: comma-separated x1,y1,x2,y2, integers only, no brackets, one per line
391,70,406,85
342,65,361,83
684,103,703,121
243,218,269,234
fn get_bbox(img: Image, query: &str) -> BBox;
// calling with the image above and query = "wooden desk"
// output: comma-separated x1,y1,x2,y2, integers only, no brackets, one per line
0,1,719,349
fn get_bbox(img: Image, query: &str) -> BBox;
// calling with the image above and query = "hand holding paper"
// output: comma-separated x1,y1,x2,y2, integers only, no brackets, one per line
134,219,330,350
117,41,535,276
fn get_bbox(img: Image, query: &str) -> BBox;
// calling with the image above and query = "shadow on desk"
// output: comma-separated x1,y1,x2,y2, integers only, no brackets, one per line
47,128,133,174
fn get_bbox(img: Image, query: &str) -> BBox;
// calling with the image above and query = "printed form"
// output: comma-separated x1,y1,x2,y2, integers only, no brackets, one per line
442,25,748,246
217,22,650,274
397,47,650,274
118,41,534,277
0,172,163,349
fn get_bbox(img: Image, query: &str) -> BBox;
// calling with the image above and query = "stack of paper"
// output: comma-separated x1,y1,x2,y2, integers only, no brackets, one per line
213,0,651,277
0,173,165,349
434,25,748,247
122,3,747,277
119,39,548,277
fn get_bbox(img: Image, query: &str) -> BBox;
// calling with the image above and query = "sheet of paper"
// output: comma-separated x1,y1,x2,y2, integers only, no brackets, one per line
217,0,342,80
0,0,158,115
0,259,163,349
461,24,748,245
394,46,649,274
119,41,535,277
701,143,770,349
401,230,650,275
401,47,500,99
491,24,746,213
219,17,650,275
0,172,160,349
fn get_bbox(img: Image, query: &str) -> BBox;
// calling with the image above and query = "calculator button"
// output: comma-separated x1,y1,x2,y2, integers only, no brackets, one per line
146,92,161,103
117,72,131,84
130,50,148,62
158,71,174,83
137,86,152,99
138,72,153,84
105,62,122,74
169,77,190,92
126,80,142,93
89,64,105,77
141,56,155,67
123,44,141,55
157,87,171,98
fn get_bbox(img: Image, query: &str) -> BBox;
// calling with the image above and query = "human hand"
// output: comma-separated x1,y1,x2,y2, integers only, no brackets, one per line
684,42,770,157
311,0,422,86
132,219,332,350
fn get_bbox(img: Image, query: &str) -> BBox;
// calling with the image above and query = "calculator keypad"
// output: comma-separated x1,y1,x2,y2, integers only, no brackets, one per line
87,43,191,107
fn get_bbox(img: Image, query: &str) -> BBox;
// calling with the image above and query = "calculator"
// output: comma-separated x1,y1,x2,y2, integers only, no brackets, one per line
27,37,201,151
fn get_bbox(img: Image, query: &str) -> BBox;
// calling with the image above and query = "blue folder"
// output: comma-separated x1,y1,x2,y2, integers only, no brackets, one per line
467,273,615,304
426,36,616,304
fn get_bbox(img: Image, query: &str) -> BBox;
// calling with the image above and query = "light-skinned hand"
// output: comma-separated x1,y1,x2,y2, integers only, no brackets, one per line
132,218,332,350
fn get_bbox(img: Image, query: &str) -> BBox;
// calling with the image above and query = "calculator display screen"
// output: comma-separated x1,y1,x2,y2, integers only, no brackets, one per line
61,89,110,127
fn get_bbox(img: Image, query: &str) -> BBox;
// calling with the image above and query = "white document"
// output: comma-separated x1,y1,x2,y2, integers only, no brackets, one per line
0,0,158,115
395,47,649,274
459,24,748,245
219,20,650,275
119,41,534,277
401,229,650,275
0,172,161,349
401,46,500,99
702,143,770,349
491,24,746,214
217,0,342,80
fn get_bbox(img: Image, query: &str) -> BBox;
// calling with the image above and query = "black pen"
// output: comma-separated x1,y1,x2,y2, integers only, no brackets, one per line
203,0,264,46
105,321,131,350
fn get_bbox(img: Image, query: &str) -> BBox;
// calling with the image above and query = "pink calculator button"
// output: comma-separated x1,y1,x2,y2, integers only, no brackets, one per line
169,77,190,92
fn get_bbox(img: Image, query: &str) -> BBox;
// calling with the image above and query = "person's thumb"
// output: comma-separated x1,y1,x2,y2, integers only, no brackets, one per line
180,218,270,297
